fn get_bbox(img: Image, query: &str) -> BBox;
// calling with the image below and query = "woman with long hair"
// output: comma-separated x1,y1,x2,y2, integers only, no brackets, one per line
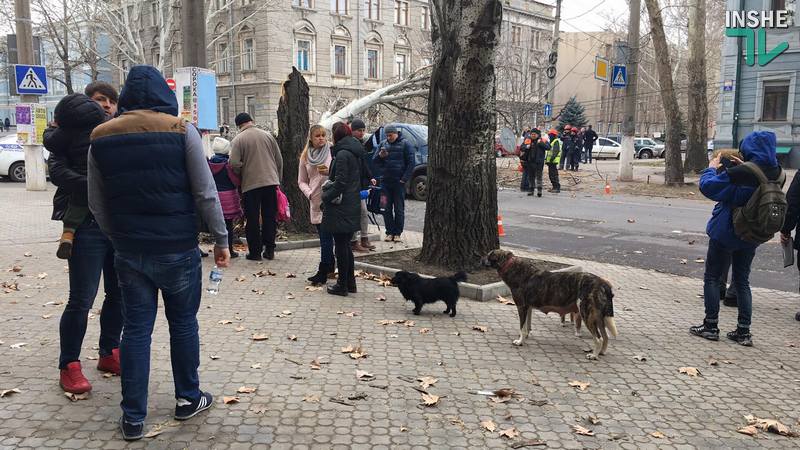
299,125,335,284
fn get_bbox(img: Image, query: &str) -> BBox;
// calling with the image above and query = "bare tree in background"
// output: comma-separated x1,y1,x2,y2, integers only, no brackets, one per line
97,0,177,72
495,41,545,137
32,0,78,93
644,0,684,184
684,0,708,173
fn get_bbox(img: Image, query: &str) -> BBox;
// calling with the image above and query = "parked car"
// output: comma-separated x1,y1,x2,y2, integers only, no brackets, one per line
494,139,520,157
367,123,429,201
0,135,50,182
593,137,623,159
634,137,665,159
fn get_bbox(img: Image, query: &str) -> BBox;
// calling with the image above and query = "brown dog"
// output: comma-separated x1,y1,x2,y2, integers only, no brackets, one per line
482,249,618,359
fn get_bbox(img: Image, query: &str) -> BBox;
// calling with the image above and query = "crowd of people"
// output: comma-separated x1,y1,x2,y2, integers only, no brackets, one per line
518,124,598,195
43,64,799,440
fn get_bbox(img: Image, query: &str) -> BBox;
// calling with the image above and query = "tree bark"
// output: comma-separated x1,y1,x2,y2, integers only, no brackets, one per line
684,0,708,174
418,0,502,270
644,0,684,185
277,68,315,234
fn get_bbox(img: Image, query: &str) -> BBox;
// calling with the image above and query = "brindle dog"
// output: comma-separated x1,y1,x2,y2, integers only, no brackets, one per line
482,249,618,360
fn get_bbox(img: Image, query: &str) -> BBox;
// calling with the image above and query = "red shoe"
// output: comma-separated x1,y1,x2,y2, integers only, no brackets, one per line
97,348,121,375
60,361,92,394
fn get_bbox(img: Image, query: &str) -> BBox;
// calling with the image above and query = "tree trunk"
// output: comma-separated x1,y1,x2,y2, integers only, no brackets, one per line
684,0,708,174
277,68,315,234
644,0,684,185
418,0,502,270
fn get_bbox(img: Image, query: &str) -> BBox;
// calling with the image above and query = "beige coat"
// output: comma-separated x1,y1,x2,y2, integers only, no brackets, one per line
297,151,332,225
229,124,283,193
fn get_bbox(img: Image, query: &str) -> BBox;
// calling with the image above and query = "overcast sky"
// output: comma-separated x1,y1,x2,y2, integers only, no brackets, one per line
556,0,630,32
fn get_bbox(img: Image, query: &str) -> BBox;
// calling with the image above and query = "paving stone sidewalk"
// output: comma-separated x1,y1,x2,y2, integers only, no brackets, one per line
1,183,799,449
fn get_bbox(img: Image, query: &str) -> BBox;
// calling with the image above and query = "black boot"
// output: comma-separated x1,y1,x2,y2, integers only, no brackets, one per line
348,276,357,293
689,320,719,341
726,327,753,346
327,282,348,296
307,263,328,285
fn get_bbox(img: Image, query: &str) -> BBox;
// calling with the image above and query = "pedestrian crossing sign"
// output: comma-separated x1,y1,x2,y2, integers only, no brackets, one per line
14,65,48,95
611,65,627,89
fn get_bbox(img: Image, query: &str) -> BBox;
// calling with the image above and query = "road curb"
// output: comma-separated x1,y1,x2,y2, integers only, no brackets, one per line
275,233,381,252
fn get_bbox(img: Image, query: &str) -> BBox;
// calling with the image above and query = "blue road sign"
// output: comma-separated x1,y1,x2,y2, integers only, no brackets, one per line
543,103,552,117
611,65,627,89
14,65,48,95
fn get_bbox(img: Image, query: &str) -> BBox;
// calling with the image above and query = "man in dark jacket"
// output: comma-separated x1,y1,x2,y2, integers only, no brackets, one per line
559,125,573,170
583,125,598,163
526,128,550,197
690,131,783,347
45,90,123,397
373,125,414,242
88,65,230,440
780,170,800,322
570,128,584,171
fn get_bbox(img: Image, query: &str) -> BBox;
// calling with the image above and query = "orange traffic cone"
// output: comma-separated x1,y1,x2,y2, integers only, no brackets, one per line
604,175,612,195
497,215,506,237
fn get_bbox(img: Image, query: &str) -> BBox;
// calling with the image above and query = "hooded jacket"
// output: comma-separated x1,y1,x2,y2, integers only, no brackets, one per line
45,94,106,219
321,136,364,234
700,131,782,250
88,65,227,253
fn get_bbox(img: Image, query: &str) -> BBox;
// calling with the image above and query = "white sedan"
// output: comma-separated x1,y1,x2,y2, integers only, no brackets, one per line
0,134,50,182
593,137,623,159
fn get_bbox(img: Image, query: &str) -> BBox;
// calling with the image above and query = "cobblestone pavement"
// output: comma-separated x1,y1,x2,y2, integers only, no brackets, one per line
1,183,799,449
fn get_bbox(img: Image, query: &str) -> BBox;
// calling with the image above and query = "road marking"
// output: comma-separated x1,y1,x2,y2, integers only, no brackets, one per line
581,196,709,212
529,214,574,222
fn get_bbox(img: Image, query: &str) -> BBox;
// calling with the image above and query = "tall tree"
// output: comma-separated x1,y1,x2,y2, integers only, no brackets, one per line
684,0,708,173
557,97,588,129
644,0,684,184
418,0,502,270
277,68,314,234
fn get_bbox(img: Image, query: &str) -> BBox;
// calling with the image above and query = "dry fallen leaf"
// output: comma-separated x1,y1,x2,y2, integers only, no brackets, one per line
399,426,408,432
694,258,705,264
9,265,22,272
235,325,246,332
341,344,368,359
680,259,688,264
288,335,297,341
569,380,591,391
235,275,247,282
633,354,648,362
144,425,164,438
419,328,431,334
355,370,374,380
650,431,666,439
303,394,320,403
587,416,601,425
286,293,296,299
304,286,323,291
499,428,520,439
9,342,27,349
37,272,47,279
376,294,386,301
0,388,22,398
252,289,265,295
496,295,515,305
250,363,261,369
472,325,488,333
253,269,276,277
404,320,415,327
250,405,268,414
237,386,257,394
310,358,322,370
64,392,90,402
209,354,220,360
572,424,595,436
678,367,700,377
223,396,240,404
480,419,497,432
744,415,797,437
737,425,759,436
251,334,269,341
23,252,32,257
417,376,438,390
218,319,233,325
627,218,636,223
420,393,439,407
41,314,52,319
707,357,719,366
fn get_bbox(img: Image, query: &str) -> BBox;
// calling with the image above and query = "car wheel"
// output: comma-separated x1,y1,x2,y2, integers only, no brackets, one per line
412,174,427,202
639,149,653,159
8,161,25,182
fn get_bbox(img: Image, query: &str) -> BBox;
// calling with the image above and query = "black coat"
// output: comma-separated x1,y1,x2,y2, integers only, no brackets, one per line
583,129,598,149
44,94,106,220
321,136,364,234
781,171,800,250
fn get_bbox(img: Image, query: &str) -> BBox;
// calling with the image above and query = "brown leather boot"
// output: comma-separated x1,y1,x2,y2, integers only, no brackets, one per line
360,237,375,250
351,241,369,253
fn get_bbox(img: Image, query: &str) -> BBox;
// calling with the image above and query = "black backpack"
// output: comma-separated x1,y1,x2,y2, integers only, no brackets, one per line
732,162,787,244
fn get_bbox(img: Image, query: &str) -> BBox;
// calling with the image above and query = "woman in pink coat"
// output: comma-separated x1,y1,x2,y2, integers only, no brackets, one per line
298,125,334,284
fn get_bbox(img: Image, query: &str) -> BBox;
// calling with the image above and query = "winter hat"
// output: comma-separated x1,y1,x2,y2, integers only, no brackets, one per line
235,112,253,127
385,124,399,134
333,122,352,143
530,128,541,137
351,118,366,131
212,137,231,155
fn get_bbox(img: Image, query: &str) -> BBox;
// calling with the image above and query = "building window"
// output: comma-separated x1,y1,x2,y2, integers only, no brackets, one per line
241,0,253,5
331,0,348,14
772,0,786,10
293,0,313,7
421,57,431,66
367,49,379,79
511,25,521,46
762,81,789,121
150,1,158,27
296,39,312,72
220,97,230,124
218,42,230,73
533,31,540,49
394,1,409,26
395,53,407,78
245,96,256,120
151,49,160,67
119,58,129,82
421,5,430,30
241,37,255,71
366,0,380,20
334,44,347,75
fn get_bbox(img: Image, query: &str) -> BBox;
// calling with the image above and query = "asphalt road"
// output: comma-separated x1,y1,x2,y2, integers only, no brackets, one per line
403,188,798,293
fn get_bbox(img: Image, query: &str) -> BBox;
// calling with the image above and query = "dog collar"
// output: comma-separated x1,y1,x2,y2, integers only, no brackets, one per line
498,257,515,276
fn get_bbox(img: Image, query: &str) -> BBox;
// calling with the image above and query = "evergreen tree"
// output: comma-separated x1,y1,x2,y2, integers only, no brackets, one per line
557,97,588,130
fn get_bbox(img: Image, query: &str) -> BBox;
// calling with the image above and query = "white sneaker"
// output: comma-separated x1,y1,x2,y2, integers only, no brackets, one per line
384,235,393,242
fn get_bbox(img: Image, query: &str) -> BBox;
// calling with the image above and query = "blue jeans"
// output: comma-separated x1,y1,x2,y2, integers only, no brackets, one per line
59,219,122,369
381,180,406,236
114,248,203,424
702,239,755,329
316,225,334,265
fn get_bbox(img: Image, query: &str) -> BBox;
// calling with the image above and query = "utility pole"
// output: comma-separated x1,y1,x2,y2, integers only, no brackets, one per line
618,0,640,181
15,0,46,191
182,0,207,67
544,0,562,129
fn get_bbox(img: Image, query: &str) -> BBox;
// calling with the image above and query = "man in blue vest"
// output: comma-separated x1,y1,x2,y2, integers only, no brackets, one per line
88,65,230,441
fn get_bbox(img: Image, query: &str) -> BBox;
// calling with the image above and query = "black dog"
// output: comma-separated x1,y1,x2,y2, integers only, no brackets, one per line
390,271,467,317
